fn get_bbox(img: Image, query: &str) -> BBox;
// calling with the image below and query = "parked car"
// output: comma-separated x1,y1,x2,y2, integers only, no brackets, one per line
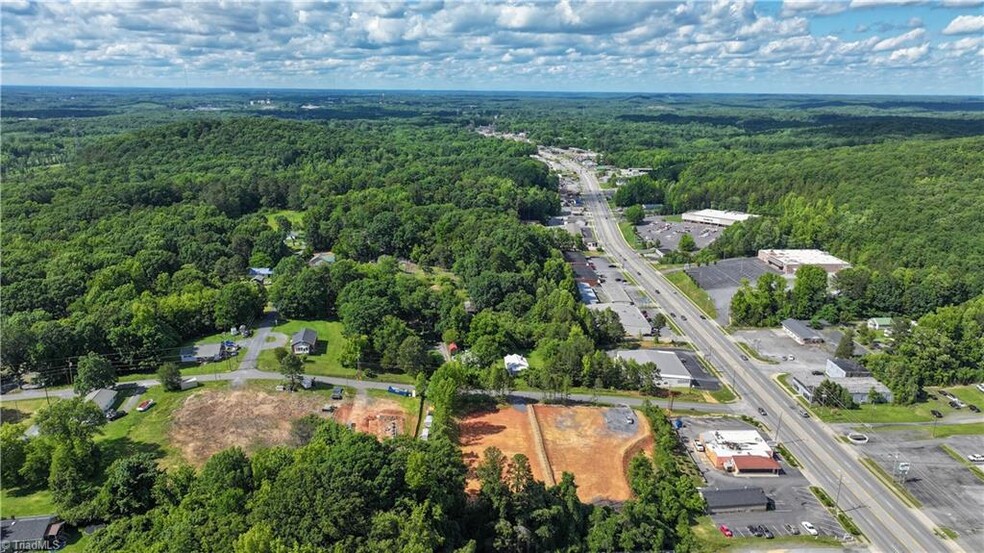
811,370,824,376
801,521,819,536
331,387,344,400
967,454,984,463
136,399,155,412
976,383,984,393
757,407,768,416
747,525,763,537
799,409,810,418
758,525,774,539
105,409,125,421
966,404,980,413
949,400,962,409
931,409,943,418
718,525,733,538
784,523,800,535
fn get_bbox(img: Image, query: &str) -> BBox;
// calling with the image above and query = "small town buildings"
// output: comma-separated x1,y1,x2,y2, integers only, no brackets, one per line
577,282,599,304
179,343,224,363
85,388,118,413
757,249,850,275
612,349,695,388
588,303,651,336
248,267,274,282
825,358,870,379
726,455,782,476
866,317,893,331
291,328,318,355
698,430,774,470
699,487,771,514
0,515,66,552
682,209,757,227
504,354,529,375
781,319,824,345
308,252,336,267
790,374,893,405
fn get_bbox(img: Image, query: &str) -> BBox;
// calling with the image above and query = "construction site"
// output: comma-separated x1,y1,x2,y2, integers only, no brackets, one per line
458,402,652,503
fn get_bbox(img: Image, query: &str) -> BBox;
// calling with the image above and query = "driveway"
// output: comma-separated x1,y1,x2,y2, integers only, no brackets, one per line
238,310,288,370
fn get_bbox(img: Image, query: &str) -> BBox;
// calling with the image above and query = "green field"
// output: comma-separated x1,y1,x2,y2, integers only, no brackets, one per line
617,221,645,250
257,319,414,385
264,209,305,228
664,270,718,319
874,422,984,438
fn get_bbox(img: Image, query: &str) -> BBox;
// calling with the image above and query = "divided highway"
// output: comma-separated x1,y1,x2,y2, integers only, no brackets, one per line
548,151,959,553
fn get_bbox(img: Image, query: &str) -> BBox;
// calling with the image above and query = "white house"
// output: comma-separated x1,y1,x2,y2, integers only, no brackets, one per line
866,317,893,330
504,354,529,375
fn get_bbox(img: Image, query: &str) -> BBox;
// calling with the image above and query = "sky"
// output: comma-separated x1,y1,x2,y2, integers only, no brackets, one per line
2,1,983,95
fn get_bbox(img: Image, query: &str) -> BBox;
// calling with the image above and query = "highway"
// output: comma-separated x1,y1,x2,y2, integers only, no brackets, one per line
547,150,959,553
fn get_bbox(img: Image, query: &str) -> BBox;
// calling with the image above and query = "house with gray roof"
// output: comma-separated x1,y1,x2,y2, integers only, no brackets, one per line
291,328,318,355
781,319,824,345
1,515,66,552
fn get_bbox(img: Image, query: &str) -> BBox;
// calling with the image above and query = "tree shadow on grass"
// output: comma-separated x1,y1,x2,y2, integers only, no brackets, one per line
99,436,166,468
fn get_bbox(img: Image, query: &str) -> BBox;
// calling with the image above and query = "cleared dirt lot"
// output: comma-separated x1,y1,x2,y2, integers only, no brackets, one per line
459,402,545,494
536,405,652,503
458,402,652,503
170,388,409,466
170,388,327,466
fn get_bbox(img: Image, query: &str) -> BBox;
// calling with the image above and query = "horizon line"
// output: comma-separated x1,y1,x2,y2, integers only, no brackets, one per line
2,83,982,100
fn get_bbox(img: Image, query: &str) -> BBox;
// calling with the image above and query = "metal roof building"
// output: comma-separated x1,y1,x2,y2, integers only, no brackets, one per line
682,209,757,227
699,487,771,513
757,249,850,274
781,319,825,345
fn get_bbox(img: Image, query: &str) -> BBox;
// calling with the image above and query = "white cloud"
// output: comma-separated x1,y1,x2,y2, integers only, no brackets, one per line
939,0,984,7
781,0,849,16
873,28,926,51
888,43,929,63
943,15,984,35
850,0,926,7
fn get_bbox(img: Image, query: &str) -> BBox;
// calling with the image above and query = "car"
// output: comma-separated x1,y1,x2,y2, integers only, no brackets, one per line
784,523,800,535
670,312,677,318
940,390,956,400
799,409,810,418
636,271,641,276
654,289,661,294
759,525,774,539
608,264,616,268
331,387,344,400
811,370,825,376
747,525,763,537
757,407,768,416
680,315,688,321
931,409,943,418
787,355,795,361
949,400,962,409
699,314,706,319
718,525,733,538
694,441,705,452
105,409,125,421
969,404,980,413
967,454,984,463
801,521,819,536
136,399,155,412
740,354,749,361
977,383,984,393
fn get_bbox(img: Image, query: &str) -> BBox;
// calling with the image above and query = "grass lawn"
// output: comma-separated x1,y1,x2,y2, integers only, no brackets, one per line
617,221,645,250
664,270,718,319
0,397,58,423
692,516,840,550
258,319,414,385
874,422,984,438
264,209,305,228
933,384,984,407
0,486,56,518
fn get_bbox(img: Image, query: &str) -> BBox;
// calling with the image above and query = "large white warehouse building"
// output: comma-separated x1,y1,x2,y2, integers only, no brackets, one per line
681,209,757,227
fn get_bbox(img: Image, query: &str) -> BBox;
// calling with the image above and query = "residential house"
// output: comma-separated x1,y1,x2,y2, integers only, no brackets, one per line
308,252,336,267
291,328,318,355
781,319,824,345
1,515,66,552
84,388,117,413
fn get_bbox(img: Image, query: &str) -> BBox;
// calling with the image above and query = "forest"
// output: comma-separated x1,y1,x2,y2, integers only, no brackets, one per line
2,88,983,550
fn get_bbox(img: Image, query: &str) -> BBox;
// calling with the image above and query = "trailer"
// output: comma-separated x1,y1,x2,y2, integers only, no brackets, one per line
179,378,200,391
387,386,413,398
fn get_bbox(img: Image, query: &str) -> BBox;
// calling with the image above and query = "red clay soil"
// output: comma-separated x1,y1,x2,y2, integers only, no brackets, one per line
458,404,545,494
334,393,406,440
534,405,653,503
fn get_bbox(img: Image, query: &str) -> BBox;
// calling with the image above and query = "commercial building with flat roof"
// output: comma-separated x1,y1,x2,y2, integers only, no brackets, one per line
700,487,771,513
781,319,824,345
825,358,870,378
612,349,695,388
790,374,893,405
588,303,652,336
698,430,774,470
682,209,757,227
757,249,850,274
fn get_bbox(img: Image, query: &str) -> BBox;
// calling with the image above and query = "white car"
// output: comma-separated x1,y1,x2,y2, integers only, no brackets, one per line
968,454,984,463
801,521,819,536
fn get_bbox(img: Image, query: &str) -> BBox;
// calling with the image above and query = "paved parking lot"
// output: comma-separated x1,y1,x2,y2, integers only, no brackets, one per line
675,415,844,540
852,429,984,550
637,217,721,251
683,257,782,325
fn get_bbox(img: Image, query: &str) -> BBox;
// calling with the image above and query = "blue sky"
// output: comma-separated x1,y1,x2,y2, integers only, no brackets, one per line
2,1,982,95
